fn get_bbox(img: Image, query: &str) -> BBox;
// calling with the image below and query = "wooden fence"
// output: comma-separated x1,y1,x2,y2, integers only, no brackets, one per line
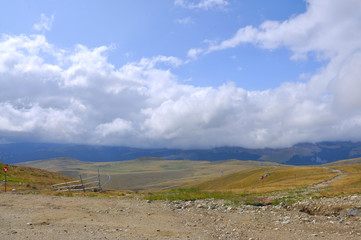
52,173,102,192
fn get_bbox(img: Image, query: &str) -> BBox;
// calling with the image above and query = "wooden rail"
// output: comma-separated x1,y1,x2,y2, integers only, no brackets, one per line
52,171,102,192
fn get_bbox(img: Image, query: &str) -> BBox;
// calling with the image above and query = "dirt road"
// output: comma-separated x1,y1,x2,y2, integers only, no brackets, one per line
312,168,346,188
0,193,360,239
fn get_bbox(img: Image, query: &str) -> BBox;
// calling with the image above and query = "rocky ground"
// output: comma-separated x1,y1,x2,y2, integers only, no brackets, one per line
0,193,361,239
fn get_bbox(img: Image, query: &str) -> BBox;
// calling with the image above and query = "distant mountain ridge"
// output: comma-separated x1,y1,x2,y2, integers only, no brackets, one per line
1,141,361,165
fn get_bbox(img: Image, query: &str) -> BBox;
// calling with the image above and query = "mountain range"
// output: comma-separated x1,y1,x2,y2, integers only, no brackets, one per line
1,141,361,165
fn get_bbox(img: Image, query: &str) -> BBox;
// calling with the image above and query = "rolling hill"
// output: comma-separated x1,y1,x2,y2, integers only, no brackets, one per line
17,158,280,190
188,166,339,193
323,157,361,166
8,157,361,195
0,162,75,193
187,159,361,195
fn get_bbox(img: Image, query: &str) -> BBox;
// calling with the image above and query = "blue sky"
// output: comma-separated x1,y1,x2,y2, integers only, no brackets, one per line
1,0,312,89
1,0,361,148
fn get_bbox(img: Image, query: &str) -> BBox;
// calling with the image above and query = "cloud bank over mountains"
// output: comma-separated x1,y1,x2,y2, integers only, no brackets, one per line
1,0,361,149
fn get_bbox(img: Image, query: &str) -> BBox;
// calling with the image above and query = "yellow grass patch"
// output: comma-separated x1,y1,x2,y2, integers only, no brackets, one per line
321,164,361,196
190,166,339,194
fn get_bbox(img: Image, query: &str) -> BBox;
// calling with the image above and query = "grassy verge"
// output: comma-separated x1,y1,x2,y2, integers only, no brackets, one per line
142,188,299,207
144,188,243,201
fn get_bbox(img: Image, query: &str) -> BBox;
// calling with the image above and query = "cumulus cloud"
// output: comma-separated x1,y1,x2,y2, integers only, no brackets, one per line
96,118,133,137
33,14,55,32
174,0,229,10
1,0,361,148
201,0,361,60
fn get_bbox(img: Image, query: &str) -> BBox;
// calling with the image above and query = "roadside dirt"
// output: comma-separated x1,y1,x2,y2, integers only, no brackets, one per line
0,193,360,239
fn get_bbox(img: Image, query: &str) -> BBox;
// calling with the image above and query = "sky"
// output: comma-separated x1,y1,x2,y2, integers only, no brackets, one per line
0,0,361,149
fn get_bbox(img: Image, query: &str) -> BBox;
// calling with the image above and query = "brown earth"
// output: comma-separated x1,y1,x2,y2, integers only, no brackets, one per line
1,193,361,239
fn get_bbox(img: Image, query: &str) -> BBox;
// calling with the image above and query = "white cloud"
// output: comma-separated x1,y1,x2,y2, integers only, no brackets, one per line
138,55,184,69
201,0,361,59
174,0,229,10
96,118,133,137
1,0,361,148
187,48,203,59
176,16,194,25
33,14,55,32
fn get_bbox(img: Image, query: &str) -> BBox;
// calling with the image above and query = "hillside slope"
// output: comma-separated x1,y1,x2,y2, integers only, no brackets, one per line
189,166,340,193
324,157,361,166
16,158,279,190
0,162,75,193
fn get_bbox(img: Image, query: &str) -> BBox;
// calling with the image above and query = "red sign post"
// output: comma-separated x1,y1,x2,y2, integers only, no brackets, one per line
3,167,8,192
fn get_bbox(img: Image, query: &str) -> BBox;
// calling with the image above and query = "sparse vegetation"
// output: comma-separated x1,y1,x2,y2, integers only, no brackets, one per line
2,159,361,201
17,158,280,190
2,158,361,240
144,188,241,201
188,166,341,193
0,162,75,193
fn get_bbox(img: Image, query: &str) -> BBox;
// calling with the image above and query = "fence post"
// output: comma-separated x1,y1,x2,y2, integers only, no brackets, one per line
64,178,70,192
97,169,102,192
79,175,86,192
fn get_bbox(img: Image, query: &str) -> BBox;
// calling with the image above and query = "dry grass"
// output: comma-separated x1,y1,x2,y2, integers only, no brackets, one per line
17,158,280,190
0,163,75,193
324,157,361,166
320,164,361,196
189,166,339,194
3,159,361,204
